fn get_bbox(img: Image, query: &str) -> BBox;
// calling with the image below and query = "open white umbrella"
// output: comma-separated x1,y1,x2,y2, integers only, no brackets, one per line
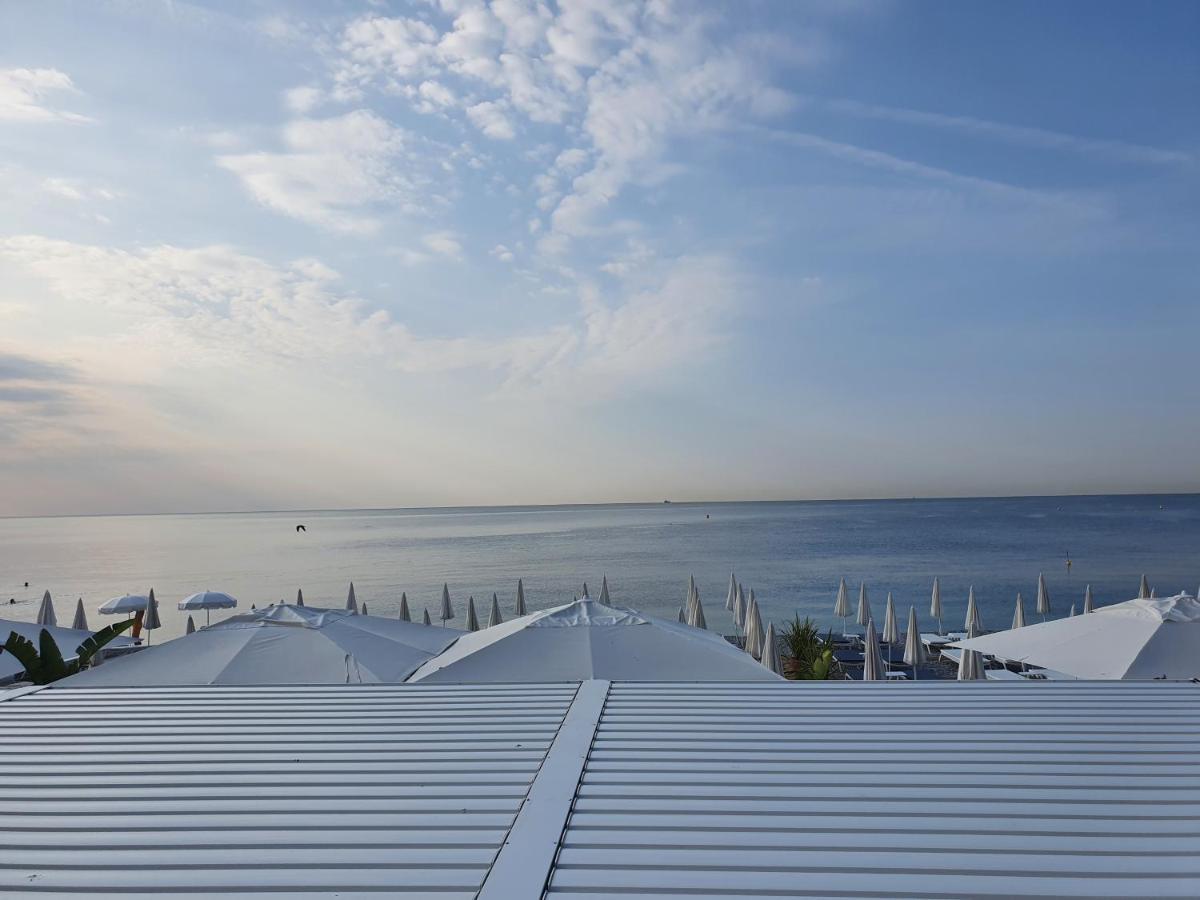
515,579,527,616
882,593,900,667
409,596,782,683
930,577,943,634
856,582,872,629
345,583,358,614
761,621,781,674
36,591,57,627
71,598,88,632
903,606,925,678
185,615,196,635
422,608,431,626
725,572,737,611
862,619,884,681
1011,593,1026,629
64,604,459,685
295,589,305,607
1083,585,1095,614
833,578,850,635
178,590,237,626
1036,573,1051,622
143,589,162,644
599,577,611,604
465,596,480,632
98,594,149,616
488,593,503,627
399,592,411,622
965,586,983,633
1139,575,1151,599
440,583,454,625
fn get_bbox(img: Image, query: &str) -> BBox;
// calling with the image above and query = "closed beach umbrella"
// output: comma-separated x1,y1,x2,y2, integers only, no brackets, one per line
733,584,746,631
71,598,88,632
360,602,369,616
143,589,162,644
515,579,527,616
862,619,884,681
1083,585,1095,614
686,574,696,616
930,577,943,634
185,615,196,635
422,608,431,626
295,589,304,607
399,592,410,622
882,593,900,666
1036,573,1051,622
345,583,358,614
833,578,850,634
599,576,610,604
761,621,781,674
749,591,765,659
692,589,707,630
440,584,454,624
726,572,737,611
1011,593,1026,629
903,606,925,678
965,586,983,633
742,592,758,656
957,645,985,680
36,591,57,627
677,605,686,623
179,590,238,626
488,593,503,627
1139,575,1151,599
856,582,872,628
465,596,479,632
1069,604,1076,617
581,582,590,599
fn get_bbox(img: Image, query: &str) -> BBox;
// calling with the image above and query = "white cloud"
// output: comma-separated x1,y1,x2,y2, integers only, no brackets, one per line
490,243,515,262
216,110,413,233
0,68,92,123
283,85,325,114
466,99,516,140
422,230,463,258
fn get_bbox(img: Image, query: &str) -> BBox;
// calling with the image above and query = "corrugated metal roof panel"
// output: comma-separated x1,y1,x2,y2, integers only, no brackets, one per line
548,681,1200,898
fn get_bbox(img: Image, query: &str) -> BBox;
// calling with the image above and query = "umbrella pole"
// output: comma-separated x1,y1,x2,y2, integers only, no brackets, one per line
206,609,211,627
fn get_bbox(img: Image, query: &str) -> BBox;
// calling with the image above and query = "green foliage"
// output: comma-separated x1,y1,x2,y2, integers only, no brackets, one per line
1,619,135,684
780,615,838,680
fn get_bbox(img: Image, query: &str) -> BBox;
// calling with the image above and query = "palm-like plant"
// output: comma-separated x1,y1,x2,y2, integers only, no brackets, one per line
1,620,135,684
780,615,838,680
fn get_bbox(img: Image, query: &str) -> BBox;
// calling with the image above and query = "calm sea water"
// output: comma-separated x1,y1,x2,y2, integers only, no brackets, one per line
1,495,1197,641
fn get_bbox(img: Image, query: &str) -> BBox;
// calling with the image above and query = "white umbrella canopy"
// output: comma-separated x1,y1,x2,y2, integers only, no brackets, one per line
964,586,983,632
440,584,455,624
360,602,369,616
515,579,527,616
179,590,237,626
71,598,88,632
0,618,135,682
1139,574,1151,599
744,591,763,659
957,645,985,680
1011,593,1027,629
1069,604,1076,617
295,589,305,608
856,582,872,628
399,592,410,622
143,589,162,632
952,593,1200,680
761,622,781,675
690,588,707,631
861,619,884,681
725,572,737,612
903,606,925,676
882,593,900,645
1036,573,1051,621
422,608,432,626
677,605,686,623
465,596,480,632
98,594,149,615
732,584,746,632
36,591,57,627
408,597,782,683
63,605,460,686
833,579,850,632
185,615,196,635
599,577,611,604
488,593,503,628
1083,585,1095,614
345,583,358,614
930,577,943,633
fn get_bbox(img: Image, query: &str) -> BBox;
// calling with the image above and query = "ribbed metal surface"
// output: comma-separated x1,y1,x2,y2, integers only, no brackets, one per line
0,684,576,898
550,681,1200,898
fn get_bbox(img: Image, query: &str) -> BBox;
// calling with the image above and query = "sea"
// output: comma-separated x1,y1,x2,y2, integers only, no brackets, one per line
2,494,1197,641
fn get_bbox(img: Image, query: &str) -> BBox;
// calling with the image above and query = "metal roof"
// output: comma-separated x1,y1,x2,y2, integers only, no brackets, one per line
3,680,1199,898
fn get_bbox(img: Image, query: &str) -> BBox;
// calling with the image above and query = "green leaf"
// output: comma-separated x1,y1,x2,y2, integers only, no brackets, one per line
2,632,46,683
74,618,135,668
38,628,68,681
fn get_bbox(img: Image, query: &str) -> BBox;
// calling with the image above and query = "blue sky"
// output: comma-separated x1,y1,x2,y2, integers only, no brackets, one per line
0,0,1196,516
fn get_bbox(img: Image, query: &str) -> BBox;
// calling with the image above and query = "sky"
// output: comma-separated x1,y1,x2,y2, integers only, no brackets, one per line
0,0,1197,516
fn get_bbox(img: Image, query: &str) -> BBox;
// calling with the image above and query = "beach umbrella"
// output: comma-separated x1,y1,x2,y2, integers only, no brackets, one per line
1069,604,1076,617
733,584,746,631
743,591,759,657
882,593,900,667
407,595,782,683
143,589,162,644
957,644,985,680
761,621,781,674
1011,593,1026,629
1036,573,1051,622
862,619,884,681
856,582,872,628
399,592,410,622
440,583,454,625
686,574,696,615
748,591,765,659
345,583,358,614
295,589,304,607
1083,585,1094,614
185,615,196,635
488,593,503,627
725,572,737,611
64,605,459,686
903,606,925,678
599,576,610,604
465,596,480,632
178,590,237,626
930,577,943,634
691,588,707,630
965,586,983,633
581,582,590,599
361,602,369,615
36,591,57,627
1139,575,1151,599
677,605,686,623
1151,587,1157,598
833,578,850,634
0,619,134,683
71,598,88,632
422,608,431,626
515,579,527,616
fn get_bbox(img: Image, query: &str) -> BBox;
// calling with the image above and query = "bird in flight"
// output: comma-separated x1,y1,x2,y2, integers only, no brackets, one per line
295,524,307,532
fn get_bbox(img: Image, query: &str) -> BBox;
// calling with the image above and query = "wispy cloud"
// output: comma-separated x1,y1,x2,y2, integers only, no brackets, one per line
0,68,92,123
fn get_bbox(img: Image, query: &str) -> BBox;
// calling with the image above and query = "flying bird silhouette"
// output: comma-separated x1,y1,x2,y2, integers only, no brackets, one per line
295,524,306,532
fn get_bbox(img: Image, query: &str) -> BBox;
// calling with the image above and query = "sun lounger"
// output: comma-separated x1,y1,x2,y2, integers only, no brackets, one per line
984,668,1025,681
940,648,963,666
